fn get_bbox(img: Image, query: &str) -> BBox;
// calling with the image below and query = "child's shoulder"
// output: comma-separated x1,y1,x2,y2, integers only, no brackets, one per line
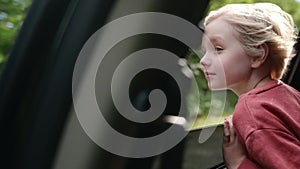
236,79,299,123
234,80,300,138
239,80,299,104
238,81,299,113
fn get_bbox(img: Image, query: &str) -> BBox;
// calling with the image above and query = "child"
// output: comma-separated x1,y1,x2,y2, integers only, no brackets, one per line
200,3,300,169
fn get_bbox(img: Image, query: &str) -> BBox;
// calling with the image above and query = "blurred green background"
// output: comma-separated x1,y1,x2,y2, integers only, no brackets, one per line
0,0,31,73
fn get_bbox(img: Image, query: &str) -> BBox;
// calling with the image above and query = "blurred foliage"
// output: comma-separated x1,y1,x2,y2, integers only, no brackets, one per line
0,0,31,73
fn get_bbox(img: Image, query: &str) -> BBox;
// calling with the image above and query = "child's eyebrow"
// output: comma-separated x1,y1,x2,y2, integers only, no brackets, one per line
210,35,224,43
201,35,224,50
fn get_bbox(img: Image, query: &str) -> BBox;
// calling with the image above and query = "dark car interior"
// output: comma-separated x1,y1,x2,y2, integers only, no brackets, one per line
0,0,299,169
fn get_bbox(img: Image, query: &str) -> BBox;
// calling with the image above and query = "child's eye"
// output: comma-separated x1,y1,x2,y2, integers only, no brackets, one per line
215,46,223,52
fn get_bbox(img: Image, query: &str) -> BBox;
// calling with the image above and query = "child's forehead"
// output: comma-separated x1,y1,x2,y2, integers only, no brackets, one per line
204,18,241,41
205,17,235,33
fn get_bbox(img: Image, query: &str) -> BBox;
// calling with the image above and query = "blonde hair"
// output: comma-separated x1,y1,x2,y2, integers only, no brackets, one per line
204,3,298,79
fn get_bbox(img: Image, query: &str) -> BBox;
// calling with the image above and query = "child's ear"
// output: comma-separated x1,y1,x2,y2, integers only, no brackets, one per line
251,43,269,68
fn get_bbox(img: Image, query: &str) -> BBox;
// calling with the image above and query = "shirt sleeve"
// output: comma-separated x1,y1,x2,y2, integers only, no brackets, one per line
243,129,300,169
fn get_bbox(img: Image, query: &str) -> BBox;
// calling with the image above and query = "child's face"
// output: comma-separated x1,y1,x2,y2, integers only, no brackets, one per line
200,18,252,92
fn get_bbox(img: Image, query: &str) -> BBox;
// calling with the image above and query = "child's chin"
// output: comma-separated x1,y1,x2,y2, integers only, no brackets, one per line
208,84,227,91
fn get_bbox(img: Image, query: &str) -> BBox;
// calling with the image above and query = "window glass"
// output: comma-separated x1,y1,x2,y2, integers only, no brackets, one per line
187,0,300,130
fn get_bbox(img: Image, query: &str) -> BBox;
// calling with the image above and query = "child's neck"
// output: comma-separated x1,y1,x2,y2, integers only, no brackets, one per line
252,74,270,89
231,75,272,96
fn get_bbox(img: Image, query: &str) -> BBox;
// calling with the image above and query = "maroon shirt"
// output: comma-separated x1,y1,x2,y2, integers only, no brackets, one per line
233,80,300,169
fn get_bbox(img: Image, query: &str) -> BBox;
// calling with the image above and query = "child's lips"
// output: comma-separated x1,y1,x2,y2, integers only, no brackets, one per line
204,72,216,78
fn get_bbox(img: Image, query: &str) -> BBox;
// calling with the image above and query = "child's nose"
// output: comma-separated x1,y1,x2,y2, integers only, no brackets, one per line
200,54,211,67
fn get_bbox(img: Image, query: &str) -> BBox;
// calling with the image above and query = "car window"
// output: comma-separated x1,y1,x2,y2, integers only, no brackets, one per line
188,0,300,130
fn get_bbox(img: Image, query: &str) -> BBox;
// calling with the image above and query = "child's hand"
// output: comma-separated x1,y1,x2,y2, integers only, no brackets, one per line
223,116,247,169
